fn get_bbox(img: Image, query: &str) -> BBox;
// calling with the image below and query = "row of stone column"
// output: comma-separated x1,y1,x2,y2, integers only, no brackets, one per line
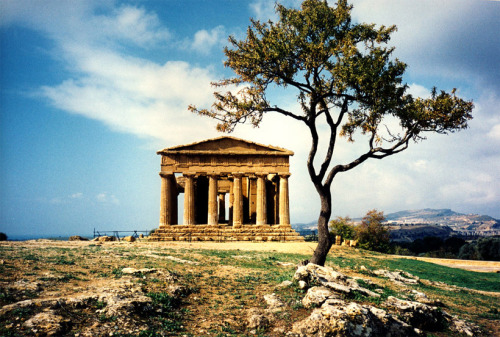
159,172,290,228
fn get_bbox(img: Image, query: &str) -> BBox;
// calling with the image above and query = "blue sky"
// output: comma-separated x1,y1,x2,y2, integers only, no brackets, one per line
1,0,499,237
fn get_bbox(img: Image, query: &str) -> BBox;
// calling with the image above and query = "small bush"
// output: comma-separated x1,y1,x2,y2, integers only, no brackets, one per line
356,210,391,253
0,233,7,241
329,216,356,241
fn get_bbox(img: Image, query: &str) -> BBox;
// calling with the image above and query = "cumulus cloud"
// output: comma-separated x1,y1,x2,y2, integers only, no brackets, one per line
350,0,500,92
190,26,226,54
2,0,219,144
3,0,499,220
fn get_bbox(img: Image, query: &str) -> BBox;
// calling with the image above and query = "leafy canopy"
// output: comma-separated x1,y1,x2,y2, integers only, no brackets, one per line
190,0,473,265
356,209,390,253
329,216,356,240
190,0,472,163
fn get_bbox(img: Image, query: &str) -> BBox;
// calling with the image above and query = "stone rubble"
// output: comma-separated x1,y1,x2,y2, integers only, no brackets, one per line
372,269,419,284
286,263,482,337
22,310,70,336
263,293,286,312
294,263,382,298
1,267,186,336
289,299,422,337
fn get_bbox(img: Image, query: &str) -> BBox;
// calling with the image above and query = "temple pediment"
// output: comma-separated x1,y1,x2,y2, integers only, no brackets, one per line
157,136,294,156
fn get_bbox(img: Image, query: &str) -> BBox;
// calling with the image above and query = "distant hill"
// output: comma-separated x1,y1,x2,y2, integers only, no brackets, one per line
384,208,500,242
385,208,500,231
293,209,500,242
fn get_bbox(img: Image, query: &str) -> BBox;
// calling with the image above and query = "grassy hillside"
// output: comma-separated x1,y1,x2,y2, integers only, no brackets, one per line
0,241,499,336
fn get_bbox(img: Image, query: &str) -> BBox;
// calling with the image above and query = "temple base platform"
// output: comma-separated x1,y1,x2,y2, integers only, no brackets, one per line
148,224,304,242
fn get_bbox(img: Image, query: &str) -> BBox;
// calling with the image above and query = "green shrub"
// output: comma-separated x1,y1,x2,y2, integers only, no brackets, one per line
329,216,356,241
356,210,391,253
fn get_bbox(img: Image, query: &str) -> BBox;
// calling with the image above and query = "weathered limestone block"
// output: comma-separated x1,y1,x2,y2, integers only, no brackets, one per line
293,263,381,298
121,268,157,275
291,300,422,337
374,269,419,284
335,235,341,245
97,235,117,242
385,296,448,331
246,308,269,330
68,235,88,241
23,310,69,336
122,235,136,242
263,293,286,312
302,286,339,308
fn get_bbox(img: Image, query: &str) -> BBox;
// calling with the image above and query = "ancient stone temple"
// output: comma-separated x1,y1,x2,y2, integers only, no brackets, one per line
148,136,304,241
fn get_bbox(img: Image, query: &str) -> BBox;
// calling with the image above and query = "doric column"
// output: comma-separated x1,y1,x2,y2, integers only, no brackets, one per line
256,173,267,225
232,173,243,228
218,193,226,223
183,173,195,225
207,174,218,225
159,173,176,226
229,181,234,224
279,173,291,227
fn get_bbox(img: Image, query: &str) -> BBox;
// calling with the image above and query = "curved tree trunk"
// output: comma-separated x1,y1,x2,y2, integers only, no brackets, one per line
310,188,333,266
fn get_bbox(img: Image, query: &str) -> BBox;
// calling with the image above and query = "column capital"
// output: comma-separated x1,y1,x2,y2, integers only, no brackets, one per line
255,172,269,178
279,172,291,178
159,172,175,177
183,172,196,177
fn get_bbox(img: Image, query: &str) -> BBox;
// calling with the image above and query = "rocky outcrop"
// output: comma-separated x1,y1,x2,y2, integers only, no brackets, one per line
0,267,187,336
288,263,481,337
290,299,422,337
122,235,136,242
22,310,69,336
68,235,89,241
294,263,382,299
373,269,419,284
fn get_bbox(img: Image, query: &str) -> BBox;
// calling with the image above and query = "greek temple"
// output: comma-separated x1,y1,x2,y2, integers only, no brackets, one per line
148,136,304,241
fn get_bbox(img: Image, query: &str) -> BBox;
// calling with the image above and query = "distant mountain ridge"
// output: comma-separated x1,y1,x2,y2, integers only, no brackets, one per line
292,209,500,240
384,208,500,231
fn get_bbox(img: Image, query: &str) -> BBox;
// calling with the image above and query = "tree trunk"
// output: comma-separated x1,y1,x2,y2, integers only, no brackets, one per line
310,189,333,266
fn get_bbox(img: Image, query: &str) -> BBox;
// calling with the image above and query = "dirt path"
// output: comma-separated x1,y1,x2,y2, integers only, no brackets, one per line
408,256,500,273
5,239,499,273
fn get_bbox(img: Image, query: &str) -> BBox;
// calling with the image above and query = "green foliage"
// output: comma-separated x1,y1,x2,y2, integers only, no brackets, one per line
190,0,473,266
458,237,500,261
0,232,7,241
356,210,391,253
329,216,356,240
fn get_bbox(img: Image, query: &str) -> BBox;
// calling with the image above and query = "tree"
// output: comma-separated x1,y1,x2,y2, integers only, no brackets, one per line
0,232,7,241
355,210,390,252
329,216,356,240
190,0,474,266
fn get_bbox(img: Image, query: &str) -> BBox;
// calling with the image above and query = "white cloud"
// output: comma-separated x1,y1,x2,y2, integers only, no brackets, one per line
249,0,301,21
406,84,431,99
96,193,119,205
96,6,170,47
488,125,500,140
4,0,500,222
191,26,226,54
1,1,221,145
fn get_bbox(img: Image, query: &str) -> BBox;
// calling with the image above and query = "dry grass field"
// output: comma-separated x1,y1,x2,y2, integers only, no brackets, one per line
1,239,499,336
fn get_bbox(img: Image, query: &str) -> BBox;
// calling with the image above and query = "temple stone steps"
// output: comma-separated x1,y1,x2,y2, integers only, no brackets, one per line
148,224,304,242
